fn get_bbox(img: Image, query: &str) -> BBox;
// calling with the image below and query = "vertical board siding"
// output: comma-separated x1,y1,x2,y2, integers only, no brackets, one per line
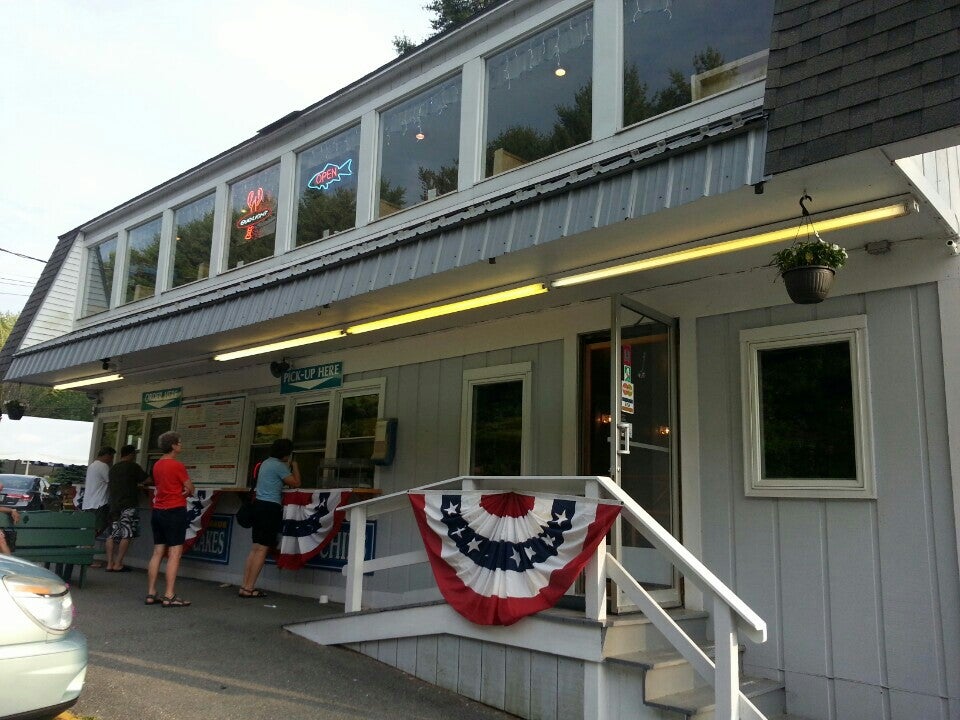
530,652,559,720
697,284,960,718
505,647,533,718
436,635,461,692
480,643,507,710
458,637,483,701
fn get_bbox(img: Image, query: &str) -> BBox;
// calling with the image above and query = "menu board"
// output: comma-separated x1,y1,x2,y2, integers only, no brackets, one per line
175,397,245,485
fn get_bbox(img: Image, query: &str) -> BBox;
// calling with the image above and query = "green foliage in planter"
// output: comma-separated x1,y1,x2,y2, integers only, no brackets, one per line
772,238,848,273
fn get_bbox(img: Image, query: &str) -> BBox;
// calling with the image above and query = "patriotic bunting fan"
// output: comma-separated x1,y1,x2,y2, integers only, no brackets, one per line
409,491,620,626
277,490,351,569
184,489,221,551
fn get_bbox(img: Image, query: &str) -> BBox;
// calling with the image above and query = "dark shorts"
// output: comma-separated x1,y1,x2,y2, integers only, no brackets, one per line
94,504,111,534
151,507,188,547
251,499,282,547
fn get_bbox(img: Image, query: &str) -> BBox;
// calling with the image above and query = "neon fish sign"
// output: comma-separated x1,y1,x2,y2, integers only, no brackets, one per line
307,158,353,191
236,187,273,240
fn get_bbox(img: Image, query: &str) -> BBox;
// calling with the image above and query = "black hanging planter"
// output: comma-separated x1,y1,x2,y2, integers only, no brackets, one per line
4,400,25,420
781,265,835,304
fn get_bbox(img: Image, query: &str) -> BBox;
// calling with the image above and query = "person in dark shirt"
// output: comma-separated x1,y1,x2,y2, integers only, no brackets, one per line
105,444,148,572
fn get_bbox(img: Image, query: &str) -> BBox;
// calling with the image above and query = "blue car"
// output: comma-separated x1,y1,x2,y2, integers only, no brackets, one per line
0,554,87,719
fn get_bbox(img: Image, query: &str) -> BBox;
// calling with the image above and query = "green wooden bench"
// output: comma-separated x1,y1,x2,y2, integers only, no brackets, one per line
0,510,97,587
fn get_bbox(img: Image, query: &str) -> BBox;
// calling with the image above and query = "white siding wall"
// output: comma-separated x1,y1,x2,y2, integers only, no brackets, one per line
916,146,960,214
21,242,80,347
357,339,565,602
696,284,960,720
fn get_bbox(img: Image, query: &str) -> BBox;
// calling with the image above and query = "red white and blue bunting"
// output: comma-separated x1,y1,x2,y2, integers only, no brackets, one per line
184,489,221,551
409,491,621,626
277,489,352,569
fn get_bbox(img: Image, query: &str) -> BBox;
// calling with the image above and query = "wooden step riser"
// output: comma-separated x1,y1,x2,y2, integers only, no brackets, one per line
688,689,785,720
603,616,709,656
643,662,712,703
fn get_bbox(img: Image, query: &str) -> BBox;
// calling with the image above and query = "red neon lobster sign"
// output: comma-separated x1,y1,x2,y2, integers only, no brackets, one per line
236,187,273,240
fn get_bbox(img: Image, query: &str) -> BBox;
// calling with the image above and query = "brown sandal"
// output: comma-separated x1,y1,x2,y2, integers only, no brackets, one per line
144,593,159,606
238,587,267,598
161,595,191,607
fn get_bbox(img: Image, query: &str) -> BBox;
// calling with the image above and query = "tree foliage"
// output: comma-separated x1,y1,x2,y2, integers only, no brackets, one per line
0,312,93,422
394,0,497,54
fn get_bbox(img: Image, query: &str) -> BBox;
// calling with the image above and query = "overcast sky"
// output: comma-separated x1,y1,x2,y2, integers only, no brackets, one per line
0,0,434,315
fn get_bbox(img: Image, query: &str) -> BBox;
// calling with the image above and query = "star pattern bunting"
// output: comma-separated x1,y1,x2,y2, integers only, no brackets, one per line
184,489,221,551
276,489,351,569
409,491,620,626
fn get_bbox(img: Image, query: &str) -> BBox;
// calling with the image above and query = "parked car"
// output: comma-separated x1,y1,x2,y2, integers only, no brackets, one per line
0,474,53,511
0,554,87,719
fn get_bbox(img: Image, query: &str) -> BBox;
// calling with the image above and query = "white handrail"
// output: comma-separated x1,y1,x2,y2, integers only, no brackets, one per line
340,475,768,720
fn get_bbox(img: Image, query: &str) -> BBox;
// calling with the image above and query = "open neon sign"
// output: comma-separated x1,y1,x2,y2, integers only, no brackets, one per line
307,158,353,191
236,187,273,240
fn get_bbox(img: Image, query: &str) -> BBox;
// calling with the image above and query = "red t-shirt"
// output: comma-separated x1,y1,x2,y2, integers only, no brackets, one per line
151,458,190,510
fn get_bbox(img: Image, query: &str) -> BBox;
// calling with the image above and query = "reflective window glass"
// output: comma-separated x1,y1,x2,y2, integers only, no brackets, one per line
172,193,215,288
124,217,161,304
622,0,774,127
293,401,330,487
485,8,593,177
295,125,361,245
228,164,280,269
378,76,462,218
470,381,523,475
82,236,117,316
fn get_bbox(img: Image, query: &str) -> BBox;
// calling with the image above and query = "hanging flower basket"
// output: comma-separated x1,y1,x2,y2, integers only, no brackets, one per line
4,400,25,420
781,265,835,304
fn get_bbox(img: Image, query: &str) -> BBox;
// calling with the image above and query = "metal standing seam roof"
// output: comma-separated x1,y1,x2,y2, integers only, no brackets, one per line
5,113,767,381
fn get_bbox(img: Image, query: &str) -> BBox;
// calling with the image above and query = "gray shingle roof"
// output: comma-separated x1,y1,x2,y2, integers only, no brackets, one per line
764,0,960,174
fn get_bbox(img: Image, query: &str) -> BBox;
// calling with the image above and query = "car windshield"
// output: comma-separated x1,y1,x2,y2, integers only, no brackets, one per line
0,476,38,491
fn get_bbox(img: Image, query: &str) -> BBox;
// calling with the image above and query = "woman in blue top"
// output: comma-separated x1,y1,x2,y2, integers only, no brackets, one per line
239,438,300,598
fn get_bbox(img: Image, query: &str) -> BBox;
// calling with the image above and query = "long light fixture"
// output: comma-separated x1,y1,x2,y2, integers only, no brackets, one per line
213,330,346,362
551,202,911,288
346,283,548,335
53,374,123,390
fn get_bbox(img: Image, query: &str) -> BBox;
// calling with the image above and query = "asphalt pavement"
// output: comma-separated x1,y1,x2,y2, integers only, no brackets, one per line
65,566,517,720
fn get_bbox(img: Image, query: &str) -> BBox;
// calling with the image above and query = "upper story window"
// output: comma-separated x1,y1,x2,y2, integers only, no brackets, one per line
172,193,215,288
623,0,774,127
228,164,280,269
485,8,593,178
377,75,462,219
82,236,117,317
295,125,361,246
123,217,161,304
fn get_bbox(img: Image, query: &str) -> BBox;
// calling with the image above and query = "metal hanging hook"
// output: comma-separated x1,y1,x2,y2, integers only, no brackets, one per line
799,193,813,216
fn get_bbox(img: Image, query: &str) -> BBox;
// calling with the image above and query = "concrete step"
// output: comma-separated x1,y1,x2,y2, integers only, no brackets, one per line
645,676,784,720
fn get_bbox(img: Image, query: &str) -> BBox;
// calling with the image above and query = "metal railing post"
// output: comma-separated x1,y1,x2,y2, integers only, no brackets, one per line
583,478,607,623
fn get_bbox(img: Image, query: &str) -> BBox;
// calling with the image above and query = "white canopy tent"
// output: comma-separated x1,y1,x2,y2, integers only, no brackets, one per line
0,415,94,466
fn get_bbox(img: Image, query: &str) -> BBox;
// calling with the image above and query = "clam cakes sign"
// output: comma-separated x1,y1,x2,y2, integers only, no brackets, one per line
281,362,343,394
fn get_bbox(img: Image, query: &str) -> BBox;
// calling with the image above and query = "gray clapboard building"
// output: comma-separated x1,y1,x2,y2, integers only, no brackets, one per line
2,1,959,719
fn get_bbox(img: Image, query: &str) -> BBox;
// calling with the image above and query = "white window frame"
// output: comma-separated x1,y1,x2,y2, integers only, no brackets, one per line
459,362,532,475
243,378,386,488
740,316,875,499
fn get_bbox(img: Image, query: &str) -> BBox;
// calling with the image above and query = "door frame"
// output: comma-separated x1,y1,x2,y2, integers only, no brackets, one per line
608,294,681,610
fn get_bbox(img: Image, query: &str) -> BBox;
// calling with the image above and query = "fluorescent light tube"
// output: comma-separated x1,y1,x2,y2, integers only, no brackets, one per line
552,202,910,288
53,374,123,390
214,329,345,362
346,283,549,335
